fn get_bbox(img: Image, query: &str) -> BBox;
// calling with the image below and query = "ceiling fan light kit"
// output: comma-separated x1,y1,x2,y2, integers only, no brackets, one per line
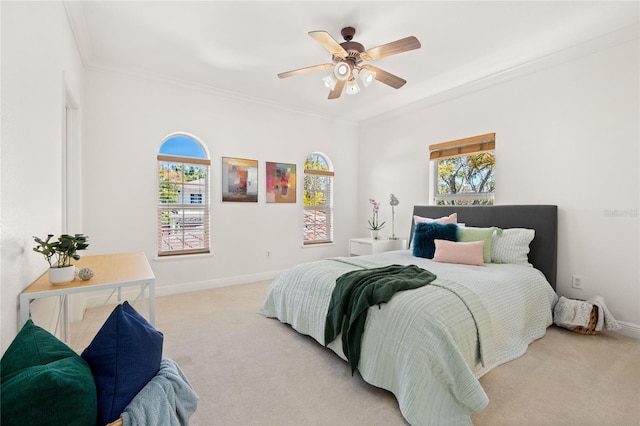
278,26,421,99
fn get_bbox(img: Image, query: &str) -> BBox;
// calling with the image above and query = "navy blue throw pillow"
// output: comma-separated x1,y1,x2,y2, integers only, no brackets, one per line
412,222,459,258
81,301,163,425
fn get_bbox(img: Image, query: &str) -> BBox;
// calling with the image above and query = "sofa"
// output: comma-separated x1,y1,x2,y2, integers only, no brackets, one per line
1,301,197,426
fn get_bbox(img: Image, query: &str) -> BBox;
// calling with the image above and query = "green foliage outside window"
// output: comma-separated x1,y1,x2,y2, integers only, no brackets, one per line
304,155,329,207
159,163,206,224
303,153,332,243
436,152,495,205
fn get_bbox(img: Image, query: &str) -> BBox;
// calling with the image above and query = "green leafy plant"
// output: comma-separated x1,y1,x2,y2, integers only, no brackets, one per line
33,234,89,268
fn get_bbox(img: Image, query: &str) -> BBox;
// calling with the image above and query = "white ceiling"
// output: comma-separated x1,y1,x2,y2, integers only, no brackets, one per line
64,1,639,123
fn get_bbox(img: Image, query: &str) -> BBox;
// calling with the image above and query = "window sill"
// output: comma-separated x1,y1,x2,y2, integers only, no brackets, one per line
301,242,335,248
154,252,214,262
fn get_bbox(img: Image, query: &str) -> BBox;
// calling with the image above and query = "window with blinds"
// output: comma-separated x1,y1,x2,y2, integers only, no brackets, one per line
303,153,334,244
429,133,495,205
158,135,210,256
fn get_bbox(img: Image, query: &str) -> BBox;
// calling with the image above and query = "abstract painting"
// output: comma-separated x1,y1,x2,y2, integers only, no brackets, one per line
266,162,296,203
222,157,258,202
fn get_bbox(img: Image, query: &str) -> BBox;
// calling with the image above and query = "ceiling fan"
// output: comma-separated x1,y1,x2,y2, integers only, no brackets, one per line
278,27,421,99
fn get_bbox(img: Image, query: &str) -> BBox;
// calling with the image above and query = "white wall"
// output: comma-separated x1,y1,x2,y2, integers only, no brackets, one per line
358,38,639,334
0,1,86,352
82,69,358,301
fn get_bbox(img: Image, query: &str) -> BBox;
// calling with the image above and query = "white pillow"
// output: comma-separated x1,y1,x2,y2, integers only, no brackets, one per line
413,212,457,224
491,228,535,266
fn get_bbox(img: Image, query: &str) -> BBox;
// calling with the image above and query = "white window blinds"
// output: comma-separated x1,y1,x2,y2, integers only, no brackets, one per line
158,154,210,256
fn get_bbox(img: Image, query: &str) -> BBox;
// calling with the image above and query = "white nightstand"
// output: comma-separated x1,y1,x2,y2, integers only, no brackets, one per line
349,238,407,256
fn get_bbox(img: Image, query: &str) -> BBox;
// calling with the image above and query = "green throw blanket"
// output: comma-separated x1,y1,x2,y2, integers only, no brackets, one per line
324,264,437,374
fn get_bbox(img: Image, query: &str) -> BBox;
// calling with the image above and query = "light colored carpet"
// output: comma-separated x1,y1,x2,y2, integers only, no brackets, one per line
71,281,640,426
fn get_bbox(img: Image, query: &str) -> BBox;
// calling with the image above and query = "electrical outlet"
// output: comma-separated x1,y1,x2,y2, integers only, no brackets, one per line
571,275,583,289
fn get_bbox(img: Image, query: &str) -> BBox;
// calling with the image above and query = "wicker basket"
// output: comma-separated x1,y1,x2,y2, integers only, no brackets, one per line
572,305,600,335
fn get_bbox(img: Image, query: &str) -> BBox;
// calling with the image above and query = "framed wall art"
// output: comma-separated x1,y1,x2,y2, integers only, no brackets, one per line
221,157,258,202
266,162,296,203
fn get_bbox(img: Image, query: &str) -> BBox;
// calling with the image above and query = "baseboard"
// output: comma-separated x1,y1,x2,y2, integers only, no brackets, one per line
615,321,640,339
83,270,285,309
154,270,285,298
80,275,640,341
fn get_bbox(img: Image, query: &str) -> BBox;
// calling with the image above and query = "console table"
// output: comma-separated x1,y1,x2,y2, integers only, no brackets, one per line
19,252,155,343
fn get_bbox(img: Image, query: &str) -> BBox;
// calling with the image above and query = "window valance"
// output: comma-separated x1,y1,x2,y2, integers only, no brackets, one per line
429,133,495,161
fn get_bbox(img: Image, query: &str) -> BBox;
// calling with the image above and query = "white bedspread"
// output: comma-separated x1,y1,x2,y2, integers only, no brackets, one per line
367,251,558,373
260,250,557,425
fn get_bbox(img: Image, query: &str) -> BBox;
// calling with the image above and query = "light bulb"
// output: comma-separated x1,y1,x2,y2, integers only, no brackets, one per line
333,62,351,81
322,74,337,90
360,68,376,87
346,78,360,95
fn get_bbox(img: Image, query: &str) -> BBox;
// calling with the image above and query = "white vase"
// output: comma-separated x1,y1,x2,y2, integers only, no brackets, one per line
48,265,76,285
370,230,380,240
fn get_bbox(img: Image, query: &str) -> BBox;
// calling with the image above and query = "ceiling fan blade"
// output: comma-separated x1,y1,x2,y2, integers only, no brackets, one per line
309,31,348,58
328,79,346,99
361,65,406,89
361,36,421,61
278,63,334,79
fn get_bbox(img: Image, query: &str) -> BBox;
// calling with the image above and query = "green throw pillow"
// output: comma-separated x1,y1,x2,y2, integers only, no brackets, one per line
0,320,97,426
457,226,502,263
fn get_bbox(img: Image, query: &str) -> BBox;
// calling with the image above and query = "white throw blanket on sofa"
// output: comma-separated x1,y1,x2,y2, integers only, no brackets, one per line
121,358,198,426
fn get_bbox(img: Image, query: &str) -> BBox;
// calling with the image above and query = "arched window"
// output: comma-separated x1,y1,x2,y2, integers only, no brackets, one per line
303,153,334,244
158,134,210,256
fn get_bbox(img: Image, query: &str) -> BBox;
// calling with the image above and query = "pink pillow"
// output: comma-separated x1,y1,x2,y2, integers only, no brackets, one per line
433,239,485,266
413,212,457,224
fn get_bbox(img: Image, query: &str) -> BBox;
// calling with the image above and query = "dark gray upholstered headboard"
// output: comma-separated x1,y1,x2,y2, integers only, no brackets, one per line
410,205,558,289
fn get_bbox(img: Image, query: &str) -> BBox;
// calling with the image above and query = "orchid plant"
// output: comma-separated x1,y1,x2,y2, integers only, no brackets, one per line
367,198,386,231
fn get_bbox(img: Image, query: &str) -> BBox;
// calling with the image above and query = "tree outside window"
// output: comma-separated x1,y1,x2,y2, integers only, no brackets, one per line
430,134,495,205
303,153,334,244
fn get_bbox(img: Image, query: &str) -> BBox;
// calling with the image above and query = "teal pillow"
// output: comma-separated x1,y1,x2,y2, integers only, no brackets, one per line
82,301,163,425
458,226,502,263
0,320,97,426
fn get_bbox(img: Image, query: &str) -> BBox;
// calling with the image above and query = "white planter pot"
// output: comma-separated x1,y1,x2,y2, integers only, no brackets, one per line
48,265,76,285
370,230,380,240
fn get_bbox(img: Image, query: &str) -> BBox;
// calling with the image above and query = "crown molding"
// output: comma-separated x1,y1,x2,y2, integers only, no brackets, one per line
359,23,639,125
87,62,357,127
63,0,92,69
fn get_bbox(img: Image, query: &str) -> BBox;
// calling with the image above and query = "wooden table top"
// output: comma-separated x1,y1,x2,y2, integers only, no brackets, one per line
22,252,154,295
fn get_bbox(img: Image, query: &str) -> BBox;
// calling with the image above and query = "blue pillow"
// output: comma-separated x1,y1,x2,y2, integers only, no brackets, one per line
412,222,458,258
81,301,163,425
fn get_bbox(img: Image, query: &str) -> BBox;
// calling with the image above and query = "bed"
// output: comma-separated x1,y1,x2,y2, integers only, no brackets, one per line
260,205,558,425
